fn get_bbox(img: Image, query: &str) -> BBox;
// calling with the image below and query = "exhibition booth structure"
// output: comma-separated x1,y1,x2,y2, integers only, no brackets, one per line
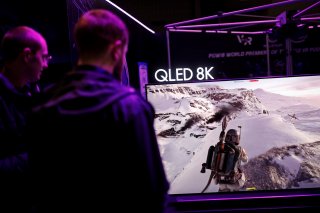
152,0,320,84
147,0,320,211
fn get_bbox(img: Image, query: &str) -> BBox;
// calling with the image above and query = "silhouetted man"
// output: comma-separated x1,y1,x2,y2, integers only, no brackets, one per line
29,9,169,213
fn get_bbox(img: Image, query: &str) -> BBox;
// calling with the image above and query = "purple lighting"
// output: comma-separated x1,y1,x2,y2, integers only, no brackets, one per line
104,0,155,34
166,0,310,28
176,193,320,203
168,20,278,30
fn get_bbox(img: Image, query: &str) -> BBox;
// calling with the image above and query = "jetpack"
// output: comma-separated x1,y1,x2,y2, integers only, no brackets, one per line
200,116,242,193
200,116,228,193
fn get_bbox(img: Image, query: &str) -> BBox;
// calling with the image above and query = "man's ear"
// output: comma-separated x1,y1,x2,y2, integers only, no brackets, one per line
22,47,33,62
110,40,123,62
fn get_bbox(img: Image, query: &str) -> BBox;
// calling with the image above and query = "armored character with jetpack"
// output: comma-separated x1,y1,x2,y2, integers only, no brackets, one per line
200,116,248,193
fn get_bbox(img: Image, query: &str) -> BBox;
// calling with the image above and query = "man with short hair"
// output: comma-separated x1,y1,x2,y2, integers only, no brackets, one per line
29,9,169,213
0,25,50,212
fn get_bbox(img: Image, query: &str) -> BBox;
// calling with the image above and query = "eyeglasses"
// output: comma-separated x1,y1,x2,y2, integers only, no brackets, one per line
42,54,52,62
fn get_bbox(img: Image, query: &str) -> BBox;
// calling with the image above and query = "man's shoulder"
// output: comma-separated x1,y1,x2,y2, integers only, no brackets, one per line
105,86,139,106
113,86,154,115
115,87,150,107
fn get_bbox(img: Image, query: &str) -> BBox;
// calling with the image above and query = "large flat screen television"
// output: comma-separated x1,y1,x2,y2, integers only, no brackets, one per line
146,75,320,196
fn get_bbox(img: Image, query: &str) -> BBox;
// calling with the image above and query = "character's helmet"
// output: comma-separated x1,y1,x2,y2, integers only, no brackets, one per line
225,129,240,145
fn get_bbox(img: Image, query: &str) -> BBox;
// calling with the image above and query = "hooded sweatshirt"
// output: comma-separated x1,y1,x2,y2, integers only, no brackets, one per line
29,65,169,213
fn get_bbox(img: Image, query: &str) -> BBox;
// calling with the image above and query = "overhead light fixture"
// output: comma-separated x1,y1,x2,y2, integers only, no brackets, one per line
105,0,155,34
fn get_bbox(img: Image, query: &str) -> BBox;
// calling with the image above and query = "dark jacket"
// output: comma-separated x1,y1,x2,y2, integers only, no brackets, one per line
0,73,31,211
0,74,28,141
30,65,169,212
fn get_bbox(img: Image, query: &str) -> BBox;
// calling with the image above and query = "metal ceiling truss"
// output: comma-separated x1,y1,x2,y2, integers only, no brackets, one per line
164,0,320,76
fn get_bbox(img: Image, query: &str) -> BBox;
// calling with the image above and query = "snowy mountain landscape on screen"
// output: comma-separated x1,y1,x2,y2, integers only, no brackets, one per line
146,76,320,194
